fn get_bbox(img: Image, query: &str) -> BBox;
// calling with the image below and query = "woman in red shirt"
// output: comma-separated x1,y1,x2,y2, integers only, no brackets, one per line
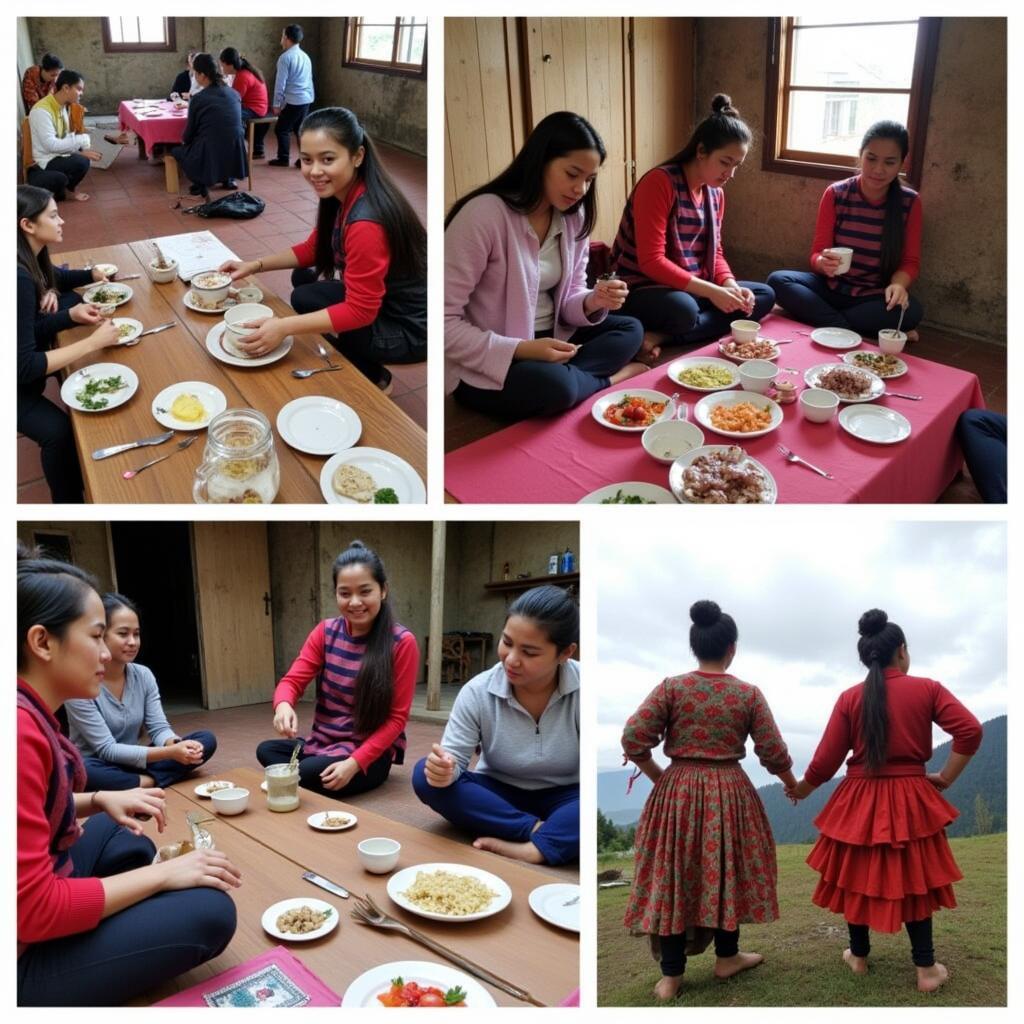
17,544,240,1005
788,609,982,993
219,48,270,159
219,106,426,392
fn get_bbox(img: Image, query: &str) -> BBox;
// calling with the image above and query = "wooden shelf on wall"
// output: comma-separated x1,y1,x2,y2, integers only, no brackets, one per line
484,572,579,594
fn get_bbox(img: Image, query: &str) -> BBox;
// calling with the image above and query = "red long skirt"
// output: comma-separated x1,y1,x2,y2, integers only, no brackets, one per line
806,775,962,933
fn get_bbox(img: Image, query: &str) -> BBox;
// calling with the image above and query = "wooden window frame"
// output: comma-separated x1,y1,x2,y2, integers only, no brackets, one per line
101,16,176,54
763,16,940,189
342,16,427,79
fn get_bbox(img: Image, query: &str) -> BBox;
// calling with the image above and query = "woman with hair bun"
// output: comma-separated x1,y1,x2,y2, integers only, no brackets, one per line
612,94,775,350
788,609,982,993
621,600,797,999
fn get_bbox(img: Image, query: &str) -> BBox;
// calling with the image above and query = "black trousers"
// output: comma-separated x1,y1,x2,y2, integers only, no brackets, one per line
848,918,935,967
255,737,393,799
241,107,270,155
18,391,84,503
659,928,740,976
275,102,310,160
27,154,91,200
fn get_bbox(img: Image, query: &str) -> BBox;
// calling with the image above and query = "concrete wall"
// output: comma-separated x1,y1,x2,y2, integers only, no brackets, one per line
18,521,115,592
268,521,322,687
693,18,1006,343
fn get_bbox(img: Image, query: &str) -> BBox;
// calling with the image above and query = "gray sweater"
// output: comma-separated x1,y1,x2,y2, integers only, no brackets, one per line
66,663,178,769
440,659,579,789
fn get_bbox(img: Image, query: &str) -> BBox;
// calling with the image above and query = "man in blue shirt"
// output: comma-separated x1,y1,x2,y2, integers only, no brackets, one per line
268,23,315,167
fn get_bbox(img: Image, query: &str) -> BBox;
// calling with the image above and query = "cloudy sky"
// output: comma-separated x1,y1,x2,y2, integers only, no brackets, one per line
593,520,1007,789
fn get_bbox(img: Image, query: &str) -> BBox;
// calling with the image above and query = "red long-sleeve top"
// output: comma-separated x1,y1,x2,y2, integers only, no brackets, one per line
290,180,390,336
231,69,269,117
804,669,982,787
18,700,105,950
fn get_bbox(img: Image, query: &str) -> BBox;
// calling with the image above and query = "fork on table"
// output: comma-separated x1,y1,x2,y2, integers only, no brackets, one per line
776,442,833,479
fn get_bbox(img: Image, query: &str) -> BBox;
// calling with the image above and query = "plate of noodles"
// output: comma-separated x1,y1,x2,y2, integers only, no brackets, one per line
386,863,512,923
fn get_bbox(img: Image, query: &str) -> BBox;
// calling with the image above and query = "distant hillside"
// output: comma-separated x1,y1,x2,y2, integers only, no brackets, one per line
600,715,1006,842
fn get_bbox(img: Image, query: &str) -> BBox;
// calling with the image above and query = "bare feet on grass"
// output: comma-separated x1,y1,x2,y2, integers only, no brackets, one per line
916,962,948,993
608,361,648,385
713,951,764,979
472,836,545,864
843,948,869,975
653,974,684,1000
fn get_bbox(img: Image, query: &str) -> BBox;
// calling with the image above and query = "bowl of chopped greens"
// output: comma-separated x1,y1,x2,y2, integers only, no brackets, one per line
83,283,133,308
112,318,143,345
577,482,677,504
60,363,139,413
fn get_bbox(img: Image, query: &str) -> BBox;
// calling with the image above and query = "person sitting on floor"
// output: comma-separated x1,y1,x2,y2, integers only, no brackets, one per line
268,23,314,167
65,593,217,792
169,52,247,198
256,541,420,800
22,53,63,111
413,585,580,866
219,107,426,393
26,69,102,202
220,47,270,159
17,184,119,503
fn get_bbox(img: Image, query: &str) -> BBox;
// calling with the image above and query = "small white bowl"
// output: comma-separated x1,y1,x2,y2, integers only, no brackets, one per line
224,302,274,348
357,837,401,874
93,262,118,279
211,786,250,815
641,419,705,463
799,387,840,423
190,268,233,306
730,319,760,342
737,359,778,394
878,328,907,354
825,246,854,274
148,256,178,284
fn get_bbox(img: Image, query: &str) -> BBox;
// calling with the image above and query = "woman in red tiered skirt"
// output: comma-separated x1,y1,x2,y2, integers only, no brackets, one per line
621,600,799,1001
789,609,983,993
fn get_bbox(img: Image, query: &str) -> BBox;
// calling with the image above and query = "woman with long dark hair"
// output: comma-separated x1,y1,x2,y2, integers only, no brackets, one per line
445,110,646,420
768,121,924,339
612,94,775,349
17,544,239,1006
621,600,797,1000
17,184,119,502
219,47,270,158
413,585,580,865
256,540,419,798
219,107,426,392
788,609,982,993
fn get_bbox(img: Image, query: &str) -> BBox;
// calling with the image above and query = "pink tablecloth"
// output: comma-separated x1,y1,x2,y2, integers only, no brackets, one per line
445,313,986,504
119,99,189,149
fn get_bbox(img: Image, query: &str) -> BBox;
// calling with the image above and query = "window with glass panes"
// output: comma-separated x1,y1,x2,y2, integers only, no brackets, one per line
102,17,176,53
344,17,427,77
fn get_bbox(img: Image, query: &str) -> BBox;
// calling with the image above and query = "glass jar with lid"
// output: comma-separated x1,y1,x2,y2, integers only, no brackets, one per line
193,408,280,504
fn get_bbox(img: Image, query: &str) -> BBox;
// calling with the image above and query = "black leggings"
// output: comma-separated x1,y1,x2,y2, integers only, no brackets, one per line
18,392,84,503
659,928,740,977
848,918,935,967
27,154,91,200
256,738,393,799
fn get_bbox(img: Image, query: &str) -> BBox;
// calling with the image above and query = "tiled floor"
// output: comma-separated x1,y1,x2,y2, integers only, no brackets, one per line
19,138,427,503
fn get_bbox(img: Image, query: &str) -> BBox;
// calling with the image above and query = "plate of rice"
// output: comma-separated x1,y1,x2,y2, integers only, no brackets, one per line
386,863,512,923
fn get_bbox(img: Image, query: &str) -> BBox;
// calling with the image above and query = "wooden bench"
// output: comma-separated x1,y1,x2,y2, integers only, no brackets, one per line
245,115,278,191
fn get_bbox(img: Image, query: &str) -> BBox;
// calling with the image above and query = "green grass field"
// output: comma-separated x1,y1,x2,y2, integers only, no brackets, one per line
598,832,1006,1007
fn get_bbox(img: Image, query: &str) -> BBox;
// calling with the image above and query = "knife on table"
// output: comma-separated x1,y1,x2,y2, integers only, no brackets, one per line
92,430,175,460
128,321,177,342
302,870,350,899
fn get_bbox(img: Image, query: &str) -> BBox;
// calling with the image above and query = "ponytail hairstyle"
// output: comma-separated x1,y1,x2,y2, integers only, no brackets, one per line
219,47,265,83
507,585,579,654
102,591,141,625
17,184,57,301
859,120,910,283
444,110,606,240
299,107,426,282
191,52,225,88
857,608,906,772
331,540,396,736
17,541,98,670
689,599,738,661
669,93,752,166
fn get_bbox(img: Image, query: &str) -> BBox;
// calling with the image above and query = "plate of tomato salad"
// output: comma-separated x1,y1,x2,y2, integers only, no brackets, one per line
341,961,497,1007
591,389,676,432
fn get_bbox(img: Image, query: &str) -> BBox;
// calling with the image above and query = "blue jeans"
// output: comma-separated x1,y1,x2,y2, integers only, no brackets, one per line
412,758,579,865
767,269,923,335
82,730,218,791
453,314,644,420
957,409,1007,503
621,281,776,344
18,813,236,1006
256,738,393,798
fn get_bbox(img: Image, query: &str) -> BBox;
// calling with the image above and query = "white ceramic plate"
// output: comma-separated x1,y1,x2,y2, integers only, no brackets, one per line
261,897,339,942
82,282,133,307
92,262,118,278
341,962,496,1008
810,326,862,350
838,404,912,444
320,448,426,505
205,320,292,367
694,390,783,439
804,363,884,403
843,350,909,379
578,482,677,504
151,381,227,430
666,356,739,392
386,863,512,923
669,445,778,504
717,338,780,363
277,397,362,456
307,810,358,832
529,883,580,933
591,389,676,432
112,317,143,345
194,780,236,798
61,363,139,413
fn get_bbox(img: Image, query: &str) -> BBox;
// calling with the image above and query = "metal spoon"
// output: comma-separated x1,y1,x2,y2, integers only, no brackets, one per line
316,342,337,367
291,365,342,379
122,435,197,479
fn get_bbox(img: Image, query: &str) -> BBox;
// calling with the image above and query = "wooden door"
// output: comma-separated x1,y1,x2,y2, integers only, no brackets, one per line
192,523,276,710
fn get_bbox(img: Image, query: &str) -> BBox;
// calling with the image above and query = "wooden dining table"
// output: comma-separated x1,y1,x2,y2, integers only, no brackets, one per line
53,234,427,503
132,768,578,1006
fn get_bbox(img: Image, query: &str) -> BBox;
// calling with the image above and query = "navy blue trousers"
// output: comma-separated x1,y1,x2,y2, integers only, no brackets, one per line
82,730,218,791
957,409,1007,503
412,758,579,865
255,737,393,799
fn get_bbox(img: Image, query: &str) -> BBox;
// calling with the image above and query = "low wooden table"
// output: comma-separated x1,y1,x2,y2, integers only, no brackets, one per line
53,235,427,503
134,768,578,1006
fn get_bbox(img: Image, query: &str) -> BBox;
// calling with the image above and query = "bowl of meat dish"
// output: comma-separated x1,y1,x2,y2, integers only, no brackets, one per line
844,351,907,378
718,337,780,362
190,269,233,308
804,364,884,403
669,445,776,504
592,389,674,431
641,419,705,463
694,391,783,439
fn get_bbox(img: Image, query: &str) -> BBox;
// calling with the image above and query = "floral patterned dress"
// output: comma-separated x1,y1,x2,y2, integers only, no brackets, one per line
621,671,792,935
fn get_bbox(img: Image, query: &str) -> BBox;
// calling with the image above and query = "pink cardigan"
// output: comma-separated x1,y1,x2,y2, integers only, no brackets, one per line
444,194,605,393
